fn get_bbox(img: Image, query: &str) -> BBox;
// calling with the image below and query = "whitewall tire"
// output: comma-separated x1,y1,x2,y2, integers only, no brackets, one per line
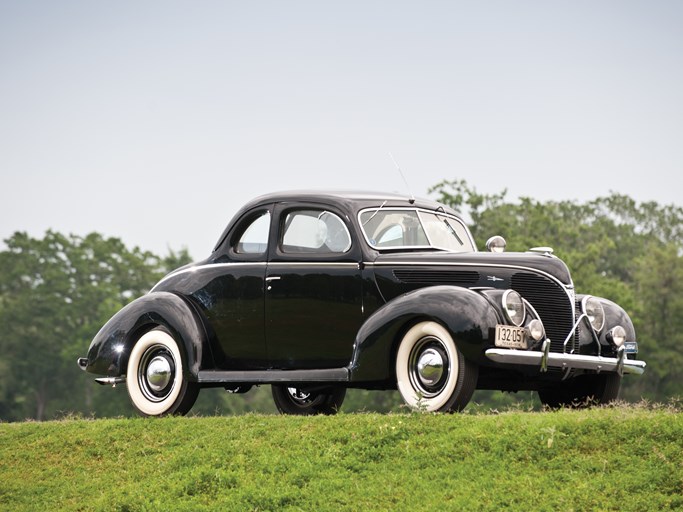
126,329,199,416
395,321,477,412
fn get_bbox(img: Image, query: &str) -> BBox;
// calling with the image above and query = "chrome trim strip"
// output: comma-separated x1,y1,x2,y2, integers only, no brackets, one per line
151,262,361,292
364,260,575,291
562,313,602,356
198,368,350,383
522,299,543,326
151,262,268,292
485,348,646,375
267,262,360,268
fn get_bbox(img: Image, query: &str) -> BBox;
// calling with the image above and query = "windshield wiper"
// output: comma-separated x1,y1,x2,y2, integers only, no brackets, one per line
441,217,464,245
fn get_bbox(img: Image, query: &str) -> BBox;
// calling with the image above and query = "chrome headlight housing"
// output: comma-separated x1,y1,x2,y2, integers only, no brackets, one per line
502,290,525,327
581,296,605,332
486,236,507,253
606,325,627,347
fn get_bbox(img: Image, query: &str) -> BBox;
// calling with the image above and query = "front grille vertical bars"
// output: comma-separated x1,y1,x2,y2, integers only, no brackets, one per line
511,272,576,354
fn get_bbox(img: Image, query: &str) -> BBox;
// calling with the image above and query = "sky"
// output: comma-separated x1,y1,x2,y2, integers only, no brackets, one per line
1,1,682,259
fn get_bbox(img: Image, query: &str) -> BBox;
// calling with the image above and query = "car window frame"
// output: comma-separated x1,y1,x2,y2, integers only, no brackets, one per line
270,203,360,263
223,206,274,262
357,206,477,252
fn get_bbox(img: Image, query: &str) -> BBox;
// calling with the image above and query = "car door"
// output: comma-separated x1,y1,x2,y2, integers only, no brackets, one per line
204,207,272,369
265,204,364,369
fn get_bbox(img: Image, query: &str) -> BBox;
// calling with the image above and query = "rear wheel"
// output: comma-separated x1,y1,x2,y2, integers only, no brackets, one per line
538,373,621,409
271,385,346,415
126,329,199,417
395,321,478,412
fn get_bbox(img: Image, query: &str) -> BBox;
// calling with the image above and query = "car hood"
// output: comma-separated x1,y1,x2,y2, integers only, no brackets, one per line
371,250,573,286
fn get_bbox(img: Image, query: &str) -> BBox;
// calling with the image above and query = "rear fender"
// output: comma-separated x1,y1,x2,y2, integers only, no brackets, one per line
349,285,498,383
84,292,208,379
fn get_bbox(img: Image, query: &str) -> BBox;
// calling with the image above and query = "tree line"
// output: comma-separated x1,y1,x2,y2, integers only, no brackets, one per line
1,183,681,420
431,180,683,403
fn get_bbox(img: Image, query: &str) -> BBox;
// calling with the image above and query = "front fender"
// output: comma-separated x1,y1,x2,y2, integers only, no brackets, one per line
349,285,498,383
598,297,637,342
84,292,208,379
579,295,637,357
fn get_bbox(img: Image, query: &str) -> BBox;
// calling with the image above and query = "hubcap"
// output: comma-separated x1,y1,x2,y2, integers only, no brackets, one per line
287,387,312,403
416,348,444,387
138,345,176,402
408,336,450,398
146,356,172,392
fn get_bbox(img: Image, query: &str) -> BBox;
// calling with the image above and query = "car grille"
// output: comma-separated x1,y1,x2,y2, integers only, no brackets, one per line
393,269,480,286
511,272,577,353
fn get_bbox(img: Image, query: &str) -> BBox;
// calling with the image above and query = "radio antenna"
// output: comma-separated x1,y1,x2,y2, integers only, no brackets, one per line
388,152,415,204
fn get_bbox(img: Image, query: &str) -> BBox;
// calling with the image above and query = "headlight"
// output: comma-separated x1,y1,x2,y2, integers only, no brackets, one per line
486,236,507,253
606,326,626,347
503,290,525,326
581,296,605,332
527,319,545,341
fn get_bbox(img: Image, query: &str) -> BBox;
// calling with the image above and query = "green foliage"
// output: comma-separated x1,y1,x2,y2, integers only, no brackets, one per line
2,180,682,420
431,180,683,402
0,407,681,511
0,232,179,421
629,243,683,399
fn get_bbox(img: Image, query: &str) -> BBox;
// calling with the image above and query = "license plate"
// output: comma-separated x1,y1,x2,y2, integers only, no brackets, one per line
495,325,527,349
624,341,638,354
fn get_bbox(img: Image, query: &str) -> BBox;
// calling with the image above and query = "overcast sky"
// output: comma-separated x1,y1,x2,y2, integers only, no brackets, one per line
1,1,681,259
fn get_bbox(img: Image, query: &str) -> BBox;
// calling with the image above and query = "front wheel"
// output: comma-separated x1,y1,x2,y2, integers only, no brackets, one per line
271,385,346,415
538,373,621,409
395,321,478,412
126,328,199,417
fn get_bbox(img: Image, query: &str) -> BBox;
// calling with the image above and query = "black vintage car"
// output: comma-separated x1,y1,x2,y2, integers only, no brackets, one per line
78,191,646,416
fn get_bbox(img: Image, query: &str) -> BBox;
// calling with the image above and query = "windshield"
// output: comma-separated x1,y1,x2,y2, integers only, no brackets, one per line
359,208,476,252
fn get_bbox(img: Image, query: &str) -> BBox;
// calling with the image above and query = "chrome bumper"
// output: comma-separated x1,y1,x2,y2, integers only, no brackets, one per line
485,348,646,376
78,357,126,386
95,376,126,386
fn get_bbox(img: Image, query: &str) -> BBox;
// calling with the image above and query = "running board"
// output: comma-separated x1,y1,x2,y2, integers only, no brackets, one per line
197,368,350,384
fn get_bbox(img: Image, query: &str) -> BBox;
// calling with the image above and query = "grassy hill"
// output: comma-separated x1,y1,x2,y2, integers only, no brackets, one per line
0,405,681,511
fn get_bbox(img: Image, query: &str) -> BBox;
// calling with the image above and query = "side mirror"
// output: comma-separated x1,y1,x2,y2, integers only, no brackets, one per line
486,236,507,253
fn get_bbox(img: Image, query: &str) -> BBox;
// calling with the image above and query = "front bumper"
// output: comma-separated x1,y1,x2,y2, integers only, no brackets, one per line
485,348,646,376
78,357,126,386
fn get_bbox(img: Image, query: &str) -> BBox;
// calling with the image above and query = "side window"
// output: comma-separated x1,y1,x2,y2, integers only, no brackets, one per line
281,210,351,254
235,211,270,254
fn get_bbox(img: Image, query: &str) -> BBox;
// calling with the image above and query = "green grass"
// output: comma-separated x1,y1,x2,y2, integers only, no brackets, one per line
0,405,681,511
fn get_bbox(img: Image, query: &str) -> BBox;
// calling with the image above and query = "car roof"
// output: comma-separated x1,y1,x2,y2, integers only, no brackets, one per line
242,190,455,213
213,190,464,254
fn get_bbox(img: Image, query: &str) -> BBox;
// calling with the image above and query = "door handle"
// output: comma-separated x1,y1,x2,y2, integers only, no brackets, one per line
266,276,280,291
